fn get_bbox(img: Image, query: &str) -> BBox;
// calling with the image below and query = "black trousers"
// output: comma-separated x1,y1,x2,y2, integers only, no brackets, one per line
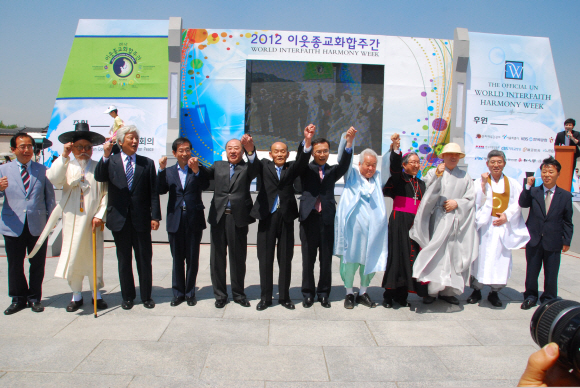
257,210,294,302
210,213,248,301
168,209,202,298
300,211,334,298
111,214,153,302
524,243,561,303
4,219,47,304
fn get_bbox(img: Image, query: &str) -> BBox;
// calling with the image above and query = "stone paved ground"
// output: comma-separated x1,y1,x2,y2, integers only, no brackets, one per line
1,244,580,387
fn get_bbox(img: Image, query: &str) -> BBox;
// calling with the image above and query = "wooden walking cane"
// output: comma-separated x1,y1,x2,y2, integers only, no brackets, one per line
92,230,97,318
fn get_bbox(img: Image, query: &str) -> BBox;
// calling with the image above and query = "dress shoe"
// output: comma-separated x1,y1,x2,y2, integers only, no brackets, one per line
344,294,355,309
29,301,44,312
215,299,227,308
395,298,411,308
170,296,185,307
303,297,314,308
279,299,295,310
319,296,331,308
234,298,251,307
66,298,84,312
439,295,460,305
187,296,197,306
92,298,108,310
382,297,393,308
256,300,272,311
423,296,436,304
143,299,155,309
4,302,26,315
467,289,482,304
521,298,537,310
487,291,502,307
356,293,377,308
121,300,134,310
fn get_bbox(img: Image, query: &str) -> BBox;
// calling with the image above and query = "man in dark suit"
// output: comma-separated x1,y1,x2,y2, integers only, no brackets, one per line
554,118,580,178
158,137,209,307
299,127,356,308
202,135,259,308
519,156,573,309
252,125,315,311
0,133,55,315
95,125,161,310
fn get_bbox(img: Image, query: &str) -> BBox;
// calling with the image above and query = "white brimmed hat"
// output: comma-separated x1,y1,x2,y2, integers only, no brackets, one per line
440,143,465,159
103,105,118,114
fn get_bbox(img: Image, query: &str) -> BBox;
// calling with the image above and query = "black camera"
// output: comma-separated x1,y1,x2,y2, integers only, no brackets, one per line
531,299,580,371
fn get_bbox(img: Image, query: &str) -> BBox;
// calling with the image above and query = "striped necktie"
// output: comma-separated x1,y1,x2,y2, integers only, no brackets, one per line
126,156,134,190
21,164,30,194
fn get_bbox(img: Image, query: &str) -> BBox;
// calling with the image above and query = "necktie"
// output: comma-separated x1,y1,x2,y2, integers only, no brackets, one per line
545,189,552,214
126,156,134,190
21,164,30,194
271,166,282,213
314,166,323,212
230,164,235,179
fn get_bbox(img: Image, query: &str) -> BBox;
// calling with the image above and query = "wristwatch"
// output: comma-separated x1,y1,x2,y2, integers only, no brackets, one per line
246,149,255,156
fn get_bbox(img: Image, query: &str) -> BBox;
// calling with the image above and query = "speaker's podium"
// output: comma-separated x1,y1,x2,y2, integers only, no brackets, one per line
555,145,576,192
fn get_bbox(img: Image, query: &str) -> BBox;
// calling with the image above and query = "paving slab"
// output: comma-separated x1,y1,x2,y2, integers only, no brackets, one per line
458,319,537,346
160,317,269,345
129,375,264,387
0,307,78,338
266,383,396,388
366,320,480,346
201,344,328,381
396,380,520,387
324,346,452,382
0,372,133,387
75,340,210,378
269,319,376,346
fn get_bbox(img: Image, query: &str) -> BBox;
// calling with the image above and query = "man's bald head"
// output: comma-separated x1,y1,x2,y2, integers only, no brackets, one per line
270,142,288,153
270,141,289,167
226,138,242,148
226,138,243,164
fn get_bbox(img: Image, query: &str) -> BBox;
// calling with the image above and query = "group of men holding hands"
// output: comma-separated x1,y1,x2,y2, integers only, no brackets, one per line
0,117,574,314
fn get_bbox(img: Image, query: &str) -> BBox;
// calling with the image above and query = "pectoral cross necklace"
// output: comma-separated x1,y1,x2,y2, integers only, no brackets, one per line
411,178,419,205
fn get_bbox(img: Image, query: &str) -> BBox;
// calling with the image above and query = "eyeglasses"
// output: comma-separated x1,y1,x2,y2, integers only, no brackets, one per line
16,145,34,151
314,150,330,156
73,145,93,151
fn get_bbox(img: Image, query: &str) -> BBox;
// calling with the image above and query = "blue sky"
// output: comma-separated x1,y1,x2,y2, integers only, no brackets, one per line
1,0,578,127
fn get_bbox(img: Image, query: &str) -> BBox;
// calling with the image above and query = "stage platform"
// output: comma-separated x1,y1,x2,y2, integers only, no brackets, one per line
1,244,579,387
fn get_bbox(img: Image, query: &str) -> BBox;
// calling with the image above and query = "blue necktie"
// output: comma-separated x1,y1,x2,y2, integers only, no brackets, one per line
227,164,235,208
271,166,282,213
126,156,134,190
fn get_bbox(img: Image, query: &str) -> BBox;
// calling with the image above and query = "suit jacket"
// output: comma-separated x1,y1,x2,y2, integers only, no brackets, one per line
299,145,352,225
555,130,580,159
0,161,55,237
157,163,209,233
251,143,311,223
518,184,573,251
94,153,161,233
203,156,259,228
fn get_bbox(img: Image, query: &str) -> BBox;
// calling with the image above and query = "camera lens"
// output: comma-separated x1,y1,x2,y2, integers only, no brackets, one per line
530,299,580,371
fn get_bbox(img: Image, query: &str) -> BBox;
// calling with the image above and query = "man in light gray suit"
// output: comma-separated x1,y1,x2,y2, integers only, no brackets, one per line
0,133,55,315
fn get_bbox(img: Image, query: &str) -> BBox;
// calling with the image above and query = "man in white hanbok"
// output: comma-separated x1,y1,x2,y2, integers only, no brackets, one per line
334,130,388,309
467,150,530,307
29,123,108,312
409,143,478,305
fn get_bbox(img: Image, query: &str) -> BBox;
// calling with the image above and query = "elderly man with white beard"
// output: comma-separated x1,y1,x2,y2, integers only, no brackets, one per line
30,123,108,312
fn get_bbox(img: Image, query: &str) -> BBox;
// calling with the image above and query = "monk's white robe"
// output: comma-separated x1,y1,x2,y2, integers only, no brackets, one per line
410,167,478,296
471,175,530,286
334,163,388,275
36,157,107,289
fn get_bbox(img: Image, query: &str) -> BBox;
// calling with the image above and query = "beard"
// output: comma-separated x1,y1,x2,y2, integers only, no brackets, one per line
77,158,89,169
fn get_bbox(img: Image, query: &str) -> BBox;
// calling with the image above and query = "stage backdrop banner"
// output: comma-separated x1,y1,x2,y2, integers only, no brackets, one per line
464,32,565,185
180,29,453,178
45,19,168,166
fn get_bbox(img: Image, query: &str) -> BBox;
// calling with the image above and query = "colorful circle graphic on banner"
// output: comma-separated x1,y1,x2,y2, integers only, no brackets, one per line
113,57,133,78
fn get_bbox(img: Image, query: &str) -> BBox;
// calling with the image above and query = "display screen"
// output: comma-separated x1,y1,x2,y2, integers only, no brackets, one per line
245,60,384,154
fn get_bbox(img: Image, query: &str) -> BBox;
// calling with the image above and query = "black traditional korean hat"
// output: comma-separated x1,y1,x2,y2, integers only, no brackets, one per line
58,123,106,145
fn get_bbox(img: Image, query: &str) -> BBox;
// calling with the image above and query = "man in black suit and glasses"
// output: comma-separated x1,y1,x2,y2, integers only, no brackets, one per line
158,137,209,307
554,118,580,180
519,156,573,310
95,125,161,310
252,124,315,311
299,127,356,308
202,134,259,308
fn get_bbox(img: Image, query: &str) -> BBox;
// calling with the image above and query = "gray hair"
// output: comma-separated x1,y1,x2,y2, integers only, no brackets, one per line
359,148,378,164
402,152,419,165
116,124,140,144
487,150,506,162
